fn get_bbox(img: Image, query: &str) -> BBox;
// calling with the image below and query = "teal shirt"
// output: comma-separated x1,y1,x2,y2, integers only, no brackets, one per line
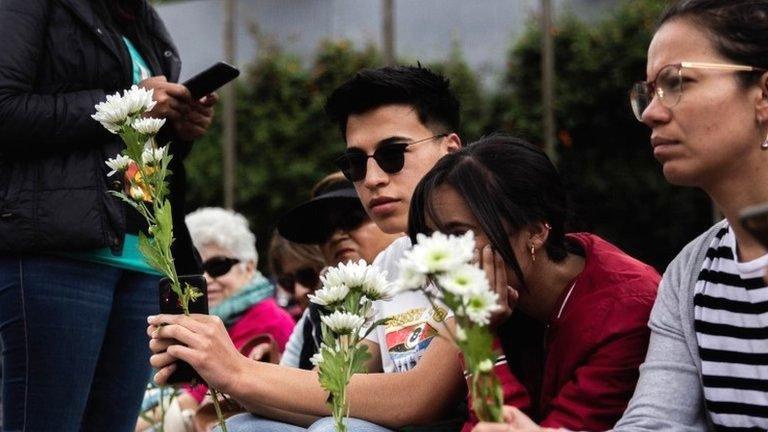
123,37,152,83
58,37,159,275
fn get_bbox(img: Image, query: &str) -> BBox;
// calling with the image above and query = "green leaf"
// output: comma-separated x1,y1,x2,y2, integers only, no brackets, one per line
138,231,166,274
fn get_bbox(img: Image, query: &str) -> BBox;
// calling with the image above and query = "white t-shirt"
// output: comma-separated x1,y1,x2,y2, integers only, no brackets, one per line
367,236,451,373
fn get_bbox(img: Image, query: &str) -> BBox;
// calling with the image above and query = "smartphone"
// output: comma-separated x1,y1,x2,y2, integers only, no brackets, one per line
158,275,208,384
182,62,240,99
739,203,768,249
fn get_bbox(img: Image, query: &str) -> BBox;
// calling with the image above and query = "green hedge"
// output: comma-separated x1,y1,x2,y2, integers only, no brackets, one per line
185,0,711,273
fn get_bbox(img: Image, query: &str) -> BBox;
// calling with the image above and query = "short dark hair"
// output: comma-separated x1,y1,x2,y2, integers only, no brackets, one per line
325,65,461,139
408,134,569,291
659,0,768,86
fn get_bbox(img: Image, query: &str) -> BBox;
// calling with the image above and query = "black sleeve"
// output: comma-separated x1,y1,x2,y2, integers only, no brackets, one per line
0,0,113,154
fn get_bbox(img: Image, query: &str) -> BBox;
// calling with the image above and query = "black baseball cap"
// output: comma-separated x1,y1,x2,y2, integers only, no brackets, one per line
277,180,366,244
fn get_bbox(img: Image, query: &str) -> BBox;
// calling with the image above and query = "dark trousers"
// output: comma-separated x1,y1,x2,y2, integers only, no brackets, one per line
0,255,159,432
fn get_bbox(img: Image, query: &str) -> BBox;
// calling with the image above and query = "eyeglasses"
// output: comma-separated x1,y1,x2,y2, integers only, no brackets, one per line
320,207,369,244
335,134,447,182
202,256,240,278
630,62,767,121
277,267,321,293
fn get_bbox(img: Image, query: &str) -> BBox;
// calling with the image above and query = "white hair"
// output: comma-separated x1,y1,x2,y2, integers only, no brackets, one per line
185,207,258,265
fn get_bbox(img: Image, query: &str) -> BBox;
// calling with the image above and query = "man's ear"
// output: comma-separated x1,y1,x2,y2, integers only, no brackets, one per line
444,132,461,153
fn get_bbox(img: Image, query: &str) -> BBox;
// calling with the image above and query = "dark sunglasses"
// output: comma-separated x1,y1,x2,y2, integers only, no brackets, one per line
277,267,321,293
202,256,240,278
320,208,369,243
335,134,447,182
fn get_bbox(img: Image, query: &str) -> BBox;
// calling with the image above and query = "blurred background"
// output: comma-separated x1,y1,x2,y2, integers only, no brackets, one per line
154,0,712,273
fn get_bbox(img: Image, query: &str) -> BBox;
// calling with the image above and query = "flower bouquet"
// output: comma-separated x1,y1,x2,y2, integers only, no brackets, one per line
397,231,504,422
308,260,394,432
93,85,228,432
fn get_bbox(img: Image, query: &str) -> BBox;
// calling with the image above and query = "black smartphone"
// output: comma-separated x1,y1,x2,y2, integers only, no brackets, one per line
739,203,768,249
182,62,240,99
159,275,208,384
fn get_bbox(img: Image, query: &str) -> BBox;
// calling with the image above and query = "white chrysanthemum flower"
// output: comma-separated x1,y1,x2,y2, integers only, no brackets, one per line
319,267,344,289
92,92,130,134
105,154,132,177
141,146,166,165
361,267,394,301
321,259,369,291
408,232,473,275
123,85,157,116
308,284,350,306
451,231,476,264
395,258,428,292
339,260,369,289
463,286,500,326
437,263,489,297
320,311,366,335
455,324,467,342
478,359,494,373
309,352,324,366
132,117,166,135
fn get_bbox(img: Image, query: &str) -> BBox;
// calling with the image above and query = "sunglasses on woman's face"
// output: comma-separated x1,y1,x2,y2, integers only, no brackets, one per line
335,134,447,182
202,256,240,278
320,208,369,244
277,267,321,293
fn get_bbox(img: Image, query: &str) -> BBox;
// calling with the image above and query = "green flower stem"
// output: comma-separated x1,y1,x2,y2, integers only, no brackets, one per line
209,387,229,432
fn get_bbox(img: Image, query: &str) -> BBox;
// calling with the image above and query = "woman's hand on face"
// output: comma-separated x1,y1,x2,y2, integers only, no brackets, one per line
146,313,246,393
139,75,192,121
479,245,519,329
473,406,545,432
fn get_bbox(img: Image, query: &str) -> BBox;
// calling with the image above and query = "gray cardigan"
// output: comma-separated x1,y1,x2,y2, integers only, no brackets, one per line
613,221,728,431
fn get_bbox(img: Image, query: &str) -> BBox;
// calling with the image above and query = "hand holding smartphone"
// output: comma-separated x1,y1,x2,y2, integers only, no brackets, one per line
182,62,240,100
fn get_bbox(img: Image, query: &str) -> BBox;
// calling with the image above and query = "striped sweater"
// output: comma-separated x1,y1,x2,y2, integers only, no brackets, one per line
616,220,768,431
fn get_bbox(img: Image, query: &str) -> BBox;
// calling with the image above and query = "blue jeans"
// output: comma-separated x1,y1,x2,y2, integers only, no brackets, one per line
220,414,396,432
0,255,160,432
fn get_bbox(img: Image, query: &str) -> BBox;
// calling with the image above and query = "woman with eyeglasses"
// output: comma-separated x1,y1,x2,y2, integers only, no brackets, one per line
474,1,768,431
136,207,295,432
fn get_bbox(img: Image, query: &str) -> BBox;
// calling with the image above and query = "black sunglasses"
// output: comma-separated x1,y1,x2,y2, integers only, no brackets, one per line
335,134,447,182
202,256,240,278
277,267,321,294
320,207,369,243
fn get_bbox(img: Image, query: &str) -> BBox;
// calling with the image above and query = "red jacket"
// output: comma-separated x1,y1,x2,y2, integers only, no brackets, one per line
463,233,660,431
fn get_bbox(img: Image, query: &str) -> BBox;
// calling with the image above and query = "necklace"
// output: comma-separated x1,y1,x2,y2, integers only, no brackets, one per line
555,279,578,320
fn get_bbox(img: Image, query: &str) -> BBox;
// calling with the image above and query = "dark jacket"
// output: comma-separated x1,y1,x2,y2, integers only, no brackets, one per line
0,0,200,273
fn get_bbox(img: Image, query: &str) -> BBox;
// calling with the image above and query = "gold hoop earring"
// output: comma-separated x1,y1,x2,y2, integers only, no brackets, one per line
530,244,536,262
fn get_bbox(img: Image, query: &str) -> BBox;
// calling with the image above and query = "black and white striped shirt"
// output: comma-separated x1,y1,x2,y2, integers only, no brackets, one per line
694,226,768,431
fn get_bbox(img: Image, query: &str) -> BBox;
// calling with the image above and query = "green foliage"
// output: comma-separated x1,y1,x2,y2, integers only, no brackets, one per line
185,0,707,273
488,0,711,270
428,42,490,142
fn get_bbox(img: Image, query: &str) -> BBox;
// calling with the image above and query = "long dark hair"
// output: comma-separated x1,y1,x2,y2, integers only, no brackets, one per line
659,0,768,87
408,134,569,291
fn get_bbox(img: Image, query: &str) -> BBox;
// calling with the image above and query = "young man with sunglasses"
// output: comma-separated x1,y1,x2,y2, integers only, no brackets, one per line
277,173,402,371
147,65,465,431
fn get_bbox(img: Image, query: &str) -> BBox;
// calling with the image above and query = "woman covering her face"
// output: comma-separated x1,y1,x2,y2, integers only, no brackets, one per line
408,134,661,431
474,1,768,431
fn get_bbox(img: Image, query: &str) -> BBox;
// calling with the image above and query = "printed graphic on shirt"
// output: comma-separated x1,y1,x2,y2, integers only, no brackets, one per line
384,306,447,372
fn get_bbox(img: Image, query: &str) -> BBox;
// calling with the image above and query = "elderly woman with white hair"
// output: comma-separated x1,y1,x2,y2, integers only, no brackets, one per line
136,207,295,432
